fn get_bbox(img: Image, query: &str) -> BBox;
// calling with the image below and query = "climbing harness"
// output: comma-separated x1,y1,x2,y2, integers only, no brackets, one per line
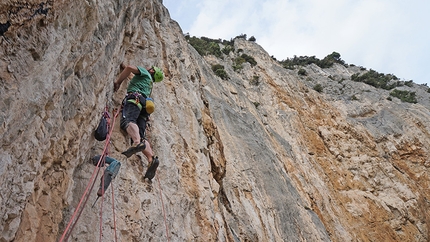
123,92,155,114
126,92,144,110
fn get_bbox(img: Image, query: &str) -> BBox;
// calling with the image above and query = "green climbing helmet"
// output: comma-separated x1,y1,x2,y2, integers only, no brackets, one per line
152,66,164,82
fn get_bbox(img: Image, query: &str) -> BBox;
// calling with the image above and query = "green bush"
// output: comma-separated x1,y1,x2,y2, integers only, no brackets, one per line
186,36,222,58
404,80,413,87
222,45,234,55
278,51,345,69
234,34,247,40
351,69,399,90
241,54,257,66
313,84,323,93
318,52,345,68
211,64,229,80
233,56,246,71
211,64,224,71
389,89,417,103
233,54,257,71
215,69,228,80
279,55,319,69
298,68,307,76
221,39,234,46
185,35,233,58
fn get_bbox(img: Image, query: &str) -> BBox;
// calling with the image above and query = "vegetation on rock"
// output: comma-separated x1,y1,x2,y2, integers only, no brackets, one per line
211,64,229,80
351,69,400,90
279,52,345,69
389,89,418,103
186,34,426,105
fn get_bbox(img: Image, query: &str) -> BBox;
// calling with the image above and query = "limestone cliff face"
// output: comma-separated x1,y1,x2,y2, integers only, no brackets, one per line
1,0,429,241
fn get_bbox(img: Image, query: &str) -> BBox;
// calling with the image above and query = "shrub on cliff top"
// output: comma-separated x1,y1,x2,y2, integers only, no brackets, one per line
186,36,223,58
389,89,417,103
351,69,399,90
279,52,345,69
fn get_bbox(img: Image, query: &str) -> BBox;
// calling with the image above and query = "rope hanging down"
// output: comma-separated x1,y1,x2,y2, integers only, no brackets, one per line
59,106,121,242
146,123,170,242
156,175,170,242
96,156,119,242
94,105,119,242
60,104,169,241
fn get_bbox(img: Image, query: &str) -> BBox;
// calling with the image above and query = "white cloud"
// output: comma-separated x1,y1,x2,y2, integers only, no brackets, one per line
190,0,261,39
164,0,430,84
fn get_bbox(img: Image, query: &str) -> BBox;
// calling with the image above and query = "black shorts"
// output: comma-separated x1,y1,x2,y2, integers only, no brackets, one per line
120,95,149,140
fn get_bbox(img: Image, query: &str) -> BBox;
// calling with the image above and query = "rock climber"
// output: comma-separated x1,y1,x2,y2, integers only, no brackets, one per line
113,63,164,180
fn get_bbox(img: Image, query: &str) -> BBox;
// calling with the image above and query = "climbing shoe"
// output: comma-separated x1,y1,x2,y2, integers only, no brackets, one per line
121,141,146,158
97,173,112,197
97,187,103,197
144,156,159,180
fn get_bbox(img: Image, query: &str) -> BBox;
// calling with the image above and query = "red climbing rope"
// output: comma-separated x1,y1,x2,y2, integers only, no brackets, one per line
99,180,104,242
111,183,118,241
59,106,121,242
97,107,119,242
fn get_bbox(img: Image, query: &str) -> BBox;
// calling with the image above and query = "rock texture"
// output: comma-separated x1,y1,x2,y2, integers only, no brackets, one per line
1,0,430,241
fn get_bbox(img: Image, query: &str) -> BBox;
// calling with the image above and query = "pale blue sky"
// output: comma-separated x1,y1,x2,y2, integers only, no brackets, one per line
163,0,430,85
